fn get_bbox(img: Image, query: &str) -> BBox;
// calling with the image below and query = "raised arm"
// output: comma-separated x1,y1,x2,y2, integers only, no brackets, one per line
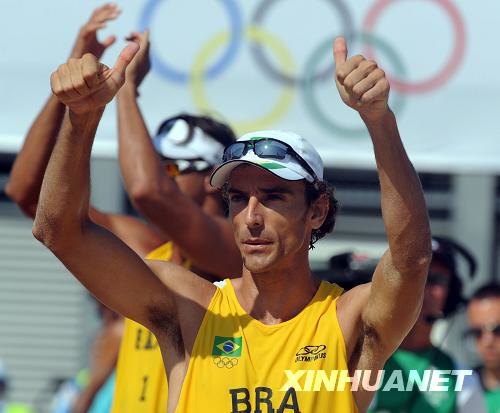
333,37,432,358
116,30,241,277
32,45,176,331
5,4,120,217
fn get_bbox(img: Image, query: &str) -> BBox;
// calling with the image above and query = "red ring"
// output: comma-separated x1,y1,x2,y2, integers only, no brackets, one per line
363,0,466,93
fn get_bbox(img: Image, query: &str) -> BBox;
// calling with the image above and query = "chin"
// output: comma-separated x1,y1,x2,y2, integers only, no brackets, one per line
242,254,277,274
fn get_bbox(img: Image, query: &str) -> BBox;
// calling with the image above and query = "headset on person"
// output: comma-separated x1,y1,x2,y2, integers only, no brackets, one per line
317,236,477,318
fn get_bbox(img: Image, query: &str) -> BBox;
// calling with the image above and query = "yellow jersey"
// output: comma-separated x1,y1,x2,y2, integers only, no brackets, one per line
174,278,358,412
112,242,185,413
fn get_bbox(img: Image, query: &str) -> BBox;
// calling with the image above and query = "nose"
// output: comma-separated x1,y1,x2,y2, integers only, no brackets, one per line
244,196,264,229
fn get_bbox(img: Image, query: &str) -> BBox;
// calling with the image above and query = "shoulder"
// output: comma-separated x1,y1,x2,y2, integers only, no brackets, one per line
146,260,217,309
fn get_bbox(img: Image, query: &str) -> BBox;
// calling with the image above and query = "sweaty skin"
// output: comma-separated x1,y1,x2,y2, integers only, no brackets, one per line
33,36,431,412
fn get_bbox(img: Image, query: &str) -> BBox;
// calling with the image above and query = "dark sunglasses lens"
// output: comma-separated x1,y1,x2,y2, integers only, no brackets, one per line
254,140,288,159
493,325,500,336
223,143,246,162
427,273,449,287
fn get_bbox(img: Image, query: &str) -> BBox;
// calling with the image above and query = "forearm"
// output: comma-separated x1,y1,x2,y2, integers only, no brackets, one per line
117,84,172,199
34,109,103,245
6,95,66,216
363,110,431,270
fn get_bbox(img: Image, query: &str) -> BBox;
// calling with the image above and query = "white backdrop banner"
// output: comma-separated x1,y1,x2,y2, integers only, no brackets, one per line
0,0,499,173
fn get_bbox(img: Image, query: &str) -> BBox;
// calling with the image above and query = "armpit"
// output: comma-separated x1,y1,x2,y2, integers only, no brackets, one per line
147,304,184,355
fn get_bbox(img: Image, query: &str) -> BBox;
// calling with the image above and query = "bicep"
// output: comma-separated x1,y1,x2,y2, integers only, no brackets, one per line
55,221,174,331
362,249,427,355
137,188,242,277
89,207,166,256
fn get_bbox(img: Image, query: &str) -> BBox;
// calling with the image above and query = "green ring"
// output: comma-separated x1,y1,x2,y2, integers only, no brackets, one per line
302,32,407,138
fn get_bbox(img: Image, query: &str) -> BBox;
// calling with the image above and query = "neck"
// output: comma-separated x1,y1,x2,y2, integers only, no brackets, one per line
482,365,500,391
400,318,434,351
234,249,320,325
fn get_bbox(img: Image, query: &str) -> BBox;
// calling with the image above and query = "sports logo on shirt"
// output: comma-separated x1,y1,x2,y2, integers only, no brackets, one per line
295,345,327,362
212,336,242,369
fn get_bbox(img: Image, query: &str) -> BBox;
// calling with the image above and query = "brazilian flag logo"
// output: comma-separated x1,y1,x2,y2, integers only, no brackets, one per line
212,336,242,357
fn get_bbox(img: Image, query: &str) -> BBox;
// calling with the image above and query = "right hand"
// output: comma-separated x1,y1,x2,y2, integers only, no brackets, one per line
51,43,140,114
70,3,121,59
124,30,151,89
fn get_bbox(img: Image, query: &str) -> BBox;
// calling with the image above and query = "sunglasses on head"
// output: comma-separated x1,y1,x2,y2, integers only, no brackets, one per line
163,159,211,177
222,138,318,182
464,323,500,340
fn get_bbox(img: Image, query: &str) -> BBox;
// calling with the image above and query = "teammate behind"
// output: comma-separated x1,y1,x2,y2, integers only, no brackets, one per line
34,36,432,412
6,9,240,413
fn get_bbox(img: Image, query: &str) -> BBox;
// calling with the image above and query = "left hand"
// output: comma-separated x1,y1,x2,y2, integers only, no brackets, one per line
124,29,151,90
333,37,390,121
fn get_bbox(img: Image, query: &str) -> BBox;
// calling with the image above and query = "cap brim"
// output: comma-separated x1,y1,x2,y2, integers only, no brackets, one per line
210,159,305,188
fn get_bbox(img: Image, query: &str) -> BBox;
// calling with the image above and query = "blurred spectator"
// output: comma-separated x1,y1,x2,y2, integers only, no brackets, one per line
0,360,35,413
466,283,500,413
50,301,123,413
368,236,486,412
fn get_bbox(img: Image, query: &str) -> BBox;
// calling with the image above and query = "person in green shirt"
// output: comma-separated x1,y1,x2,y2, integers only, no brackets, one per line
369,236,487,413
467,283,500,413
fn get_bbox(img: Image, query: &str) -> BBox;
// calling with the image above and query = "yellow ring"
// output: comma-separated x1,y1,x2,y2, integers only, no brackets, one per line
191,27,295,134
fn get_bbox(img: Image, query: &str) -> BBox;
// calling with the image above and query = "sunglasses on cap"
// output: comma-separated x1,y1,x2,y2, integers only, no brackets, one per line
464,323,500,340
163,159,211,177
222,138,319,182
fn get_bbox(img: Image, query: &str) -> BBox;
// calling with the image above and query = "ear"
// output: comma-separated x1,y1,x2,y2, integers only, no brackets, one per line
310,193,329,230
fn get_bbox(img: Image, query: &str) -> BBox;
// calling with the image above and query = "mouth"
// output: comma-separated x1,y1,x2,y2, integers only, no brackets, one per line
242,238,272,252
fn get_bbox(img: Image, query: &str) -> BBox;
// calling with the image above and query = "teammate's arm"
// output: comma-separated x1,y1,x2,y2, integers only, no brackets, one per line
5,4,120,217
116,31,242,277
89,208,165,258
333,37,432,358
32,46,212,334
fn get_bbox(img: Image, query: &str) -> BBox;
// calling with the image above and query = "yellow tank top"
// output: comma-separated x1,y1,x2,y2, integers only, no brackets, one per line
112,242,188,413
174,279,358,412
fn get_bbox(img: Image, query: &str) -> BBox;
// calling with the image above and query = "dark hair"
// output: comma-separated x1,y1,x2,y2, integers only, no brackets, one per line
305,180,339,249
156,113,236,148
221,179,339,248
431,236,477,316
470,282,500,301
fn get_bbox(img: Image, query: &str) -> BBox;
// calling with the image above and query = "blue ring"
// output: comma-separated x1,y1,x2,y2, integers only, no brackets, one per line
139,0,243,83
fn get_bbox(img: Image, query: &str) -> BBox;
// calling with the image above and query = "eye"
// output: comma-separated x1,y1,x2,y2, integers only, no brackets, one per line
265,193,285,201
229,194,246,203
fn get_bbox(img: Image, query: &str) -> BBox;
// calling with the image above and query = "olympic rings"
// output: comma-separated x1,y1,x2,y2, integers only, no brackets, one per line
139,0,243,83
191,27,296,134
302,33,407,137
213,356,239,369
362,0,466,93
250,0,354,85
139,0,467,134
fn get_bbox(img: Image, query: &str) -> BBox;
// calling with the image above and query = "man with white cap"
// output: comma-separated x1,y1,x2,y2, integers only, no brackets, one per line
7,21,240,412
34,35,431,412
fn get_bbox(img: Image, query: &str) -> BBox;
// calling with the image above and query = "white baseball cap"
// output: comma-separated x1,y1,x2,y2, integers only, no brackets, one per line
210,130,324,187
153,118,225,166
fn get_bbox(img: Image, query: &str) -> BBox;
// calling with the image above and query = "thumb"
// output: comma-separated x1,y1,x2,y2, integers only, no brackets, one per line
333,36,347,66
101,35,116,48
112,42,140,79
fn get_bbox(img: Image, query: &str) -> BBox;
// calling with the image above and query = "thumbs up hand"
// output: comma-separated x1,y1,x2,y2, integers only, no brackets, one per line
333,37,390,121
51,43,140,114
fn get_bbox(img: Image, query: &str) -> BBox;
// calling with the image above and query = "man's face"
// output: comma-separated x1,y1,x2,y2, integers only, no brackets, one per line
163,164,207,205
227,165,318,274
467,297,500,369
420,260,451,321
